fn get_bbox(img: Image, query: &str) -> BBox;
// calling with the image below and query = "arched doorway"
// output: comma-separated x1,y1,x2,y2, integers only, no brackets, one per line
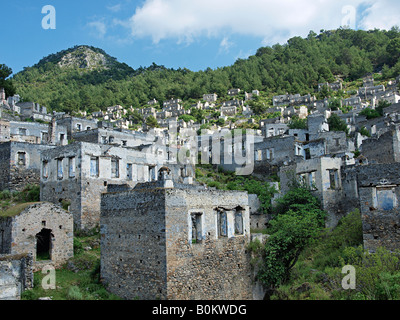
36,228,52,261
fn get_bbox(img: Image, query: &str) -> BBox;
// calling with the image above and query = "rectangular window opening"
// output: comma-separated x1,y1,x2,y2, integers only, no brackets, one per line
57,158,63,179
234,209,244,235
90,157,99,177
69,157,76,178
111,159,119,178
191,212,203,244
217,210,228,238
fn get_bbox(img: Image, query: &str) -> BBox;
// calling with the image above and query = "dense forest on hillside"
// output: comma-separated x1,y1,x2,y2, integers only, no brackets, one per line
11,27,400,115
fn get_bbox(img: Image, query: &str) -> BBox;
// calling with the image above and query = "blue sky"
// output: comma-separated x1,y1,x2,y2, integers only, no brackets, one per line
1,0,399,75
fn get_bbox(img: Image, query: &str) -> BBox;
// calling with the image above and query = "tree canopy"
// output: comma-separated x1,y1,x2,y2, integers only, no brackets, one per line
0,64,16,97
11,28,400,115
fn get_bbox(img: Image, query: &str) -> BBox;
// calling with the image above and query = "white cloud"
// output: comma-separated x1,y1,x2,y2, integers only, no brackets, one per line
107,4,122,13
87,20,107,38
219,37,234,53
125,0,381,45
100,0,400,46
358,0,400,30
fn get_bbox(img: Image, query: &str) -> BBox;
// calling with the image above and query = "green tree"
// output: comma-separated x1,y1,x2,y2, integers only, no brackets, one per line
258,186,325,288
386,38,400,66
129,110,144,124
0,64,16,97
328,114,348,133
145,115,159,128
288,116,308,129
178,114,196,123
259,210,323,287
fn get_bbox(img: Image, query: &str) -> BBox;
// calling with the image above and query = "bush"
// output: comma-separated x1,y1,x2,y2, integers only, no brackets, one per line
25,185,40,202
327,114,348,133
67,286,83,300
375,272,400,300
0,190,11,200
338,246,400,300
90,260,101,283
73,238,83,254
258,185,326,289
288,116,307,129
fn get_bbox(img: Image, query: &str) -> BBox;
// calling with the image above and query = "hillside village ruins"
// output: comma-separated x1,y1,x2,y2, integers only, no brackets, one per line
1,72,400,300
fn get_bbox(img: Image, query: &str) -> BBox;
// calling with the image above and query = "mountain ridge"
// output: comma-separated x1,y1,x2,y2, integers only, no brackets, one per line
10,28,400,114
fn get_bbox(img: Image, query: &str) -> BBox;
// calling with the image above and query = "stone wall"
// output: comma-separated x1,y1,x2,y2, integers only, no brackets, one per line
0,142,11,190
100,186,167,300
361,127,400,164
0,141,54,191
100,183,254,300
357,163,400,252
279,158,355,229
164,187,252,300
0,253,33,300
0,202,74,270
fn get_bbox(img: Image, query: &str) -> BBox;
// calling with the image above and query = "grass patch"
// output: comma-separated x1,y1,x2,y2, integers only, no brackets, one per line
21,231,121,301
0,184,41,214
0,202,40,218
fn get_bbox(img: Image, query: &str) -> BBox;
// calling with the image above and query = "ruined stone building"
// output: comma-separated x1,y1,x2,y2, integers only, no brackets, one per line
262,123,288,138
100,174,253,300
39,140,195,230
341,96,362,109
72,127,157,148
361,124,400,164
0,253,33,300
220,105,237,117
272,93,316,107
318,81,343,92
279,157,355,228
0,141,55,191
0,202,73,270
355,163,400,253
203,93,218,102
227,88,241,96
358,85,385,99
16,102,52,122
253,135,298,176
0,119,68,146
40,141,166,230
55,115,98,139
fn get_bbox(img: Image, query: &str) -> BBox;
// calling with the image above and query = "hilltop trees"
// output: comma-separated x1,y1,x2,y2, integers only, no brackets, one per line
11,28,400,115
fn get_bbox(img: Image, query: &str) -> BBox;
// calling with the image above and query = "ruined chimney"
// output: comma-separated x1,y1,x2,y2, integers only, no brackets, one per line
49,116,57,145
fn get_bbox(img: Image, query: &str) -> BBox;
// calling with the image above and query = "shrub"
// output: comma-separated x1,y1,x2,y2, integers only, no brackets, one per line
0,190,11,200
67,286,83,300
73,238,83,254
327,114,348,133
25,185,40,202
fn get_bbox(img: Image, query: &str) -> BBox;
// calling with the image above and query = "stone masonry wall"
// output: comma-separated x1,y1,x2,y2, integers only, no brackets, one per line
357,163,400,252
0,142,11,190
100,187,167,300
100,183,253,300
0,202,74,270
0,142,54,191
164,187,253,300
0,253,33,300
